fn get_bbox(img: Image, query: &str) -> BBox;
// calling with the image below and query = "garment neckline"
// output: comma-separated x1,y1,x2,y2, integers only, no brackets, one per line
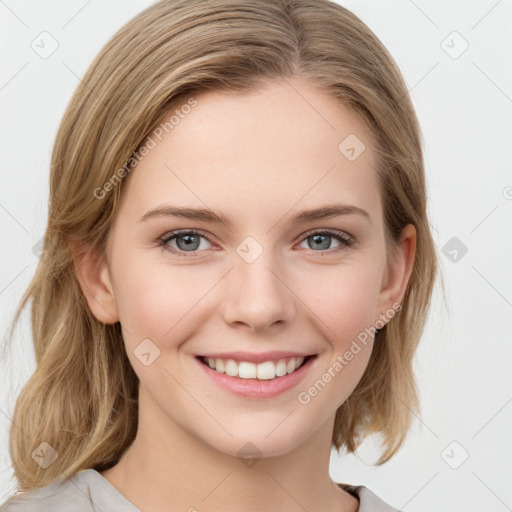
337,482,361,507
86,469,364,510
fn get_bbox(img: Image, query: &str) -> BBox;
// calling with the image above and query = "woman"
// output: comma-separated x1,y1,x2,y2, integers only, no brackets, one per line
1,1,439,510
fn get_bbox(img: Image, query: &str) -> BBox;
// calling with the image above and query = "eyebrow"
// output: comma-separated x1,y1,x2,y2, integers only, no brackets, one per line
138,203,372,226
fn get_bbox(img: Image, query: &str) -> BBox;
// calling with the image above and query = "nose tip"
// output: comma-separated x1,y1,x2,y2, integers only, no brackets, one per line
221,255,294,332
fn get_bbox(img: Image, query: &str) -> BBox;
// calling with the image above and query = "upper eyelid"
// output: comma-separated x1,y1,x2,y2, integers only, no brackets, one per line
159,228,354,249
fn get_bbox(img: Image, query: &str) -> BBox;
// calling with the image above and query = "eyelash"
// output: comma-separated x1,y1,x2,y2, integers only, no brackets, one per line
156,228,355,258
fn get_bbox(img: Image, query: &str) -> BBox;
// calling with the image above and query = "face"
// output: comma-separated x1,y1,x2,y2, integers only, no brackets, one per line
79,77,414,459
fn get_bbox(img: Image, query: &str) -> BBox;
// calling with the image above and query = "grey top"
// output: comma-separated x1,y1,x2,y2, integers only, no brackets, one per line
0,469,403,511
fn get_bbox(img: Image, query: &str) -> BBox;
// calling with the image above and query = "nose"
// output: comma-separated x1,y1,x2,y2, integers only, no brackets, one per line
220,249,296,333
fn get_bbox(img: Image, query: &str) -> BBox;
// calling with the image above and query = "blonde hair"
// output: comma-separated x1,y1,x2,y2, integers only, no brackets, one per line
3,0,441,492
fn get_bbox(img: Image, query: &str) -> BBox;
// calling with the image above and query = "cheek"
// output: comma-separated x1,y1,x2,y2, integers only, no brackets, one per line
293,261,382,345
296,268,378,411
112,256,217,356
112,264,206,390
111,258,188,339
308,343,373,414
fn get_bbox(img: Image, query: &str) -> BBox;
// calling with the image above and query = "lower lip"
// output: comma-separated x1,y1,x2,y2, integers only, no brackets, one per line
195,355,317,399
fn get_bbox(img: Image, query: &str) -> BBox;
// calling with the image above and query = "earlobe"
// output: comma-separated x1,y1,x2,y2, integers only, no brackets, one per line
376,223,416,323
70,240,120,324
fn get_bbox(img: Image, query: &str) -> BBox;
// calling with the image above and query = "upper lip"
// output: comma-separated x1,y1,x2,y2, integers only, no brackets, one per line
197,351,316,364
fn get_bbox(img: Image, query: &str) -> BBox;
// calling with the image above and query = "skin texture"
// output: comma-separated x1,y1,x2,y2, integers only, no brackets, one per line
74,77,416,512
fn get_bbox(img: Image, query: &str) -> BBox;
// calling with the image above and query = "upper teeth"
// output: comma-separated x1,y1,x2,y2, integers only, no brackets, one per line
203,356,306,380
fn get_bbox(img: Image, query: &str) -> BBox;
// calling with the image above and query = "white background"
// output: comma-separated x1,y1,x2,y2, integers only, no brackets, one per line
1,1,511,511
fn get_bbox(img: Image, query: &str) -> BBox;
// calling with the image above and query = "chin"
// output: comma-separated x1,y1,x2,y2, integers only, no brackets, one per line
201,422,312,461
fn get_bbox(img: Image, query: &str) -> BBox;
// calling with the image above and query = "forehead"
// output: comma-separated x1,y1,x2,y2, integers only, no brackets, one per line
119,78,381,225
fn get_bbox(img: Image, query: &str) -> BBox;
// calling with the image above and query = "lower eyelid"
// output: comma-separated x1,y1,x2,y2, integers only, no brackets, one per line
298,231,354,250
158,229,354,255
159,231,213,253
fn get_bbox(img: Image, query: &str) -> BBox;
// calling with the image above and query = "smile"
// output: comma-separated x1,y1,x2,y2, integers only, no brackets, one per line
194,351,318,399
199,355,311,380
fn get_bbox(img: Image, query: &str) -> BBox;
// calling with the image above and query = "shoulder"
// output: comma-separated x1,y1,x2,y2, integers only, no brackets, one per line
0,469,139,512
0,472,94,512
338,482,405,512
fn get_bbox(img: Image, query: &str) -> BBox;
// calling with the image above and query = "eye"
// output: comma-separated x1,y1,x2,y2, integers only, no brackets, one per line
157,229,213,257
297,229,354,254
156,228,355,258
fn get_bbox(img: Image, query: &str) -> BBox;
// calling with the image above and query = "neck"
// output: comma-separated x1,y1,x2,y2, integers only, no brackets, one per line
100,386,359,512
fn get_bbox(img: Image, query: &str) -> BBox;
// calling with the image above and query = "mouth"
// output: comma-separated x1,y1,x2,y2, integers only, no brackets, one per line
194,353,318,399
196,354,316,381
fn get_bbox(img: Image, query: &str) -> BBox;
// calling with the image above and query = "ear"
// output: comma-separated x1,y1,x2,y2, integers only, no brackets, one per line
70,239,119,324
376,223,416,324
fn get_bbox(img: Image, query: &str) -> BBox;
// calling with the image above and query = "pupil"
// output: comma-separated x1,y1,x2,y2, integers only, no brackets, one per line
311,234,330,250
177,234,199,251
